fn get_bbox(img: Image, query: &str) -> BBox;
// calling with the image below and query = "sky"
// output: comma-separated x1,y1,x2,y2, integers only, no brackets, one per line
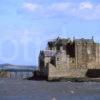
0,0,100,65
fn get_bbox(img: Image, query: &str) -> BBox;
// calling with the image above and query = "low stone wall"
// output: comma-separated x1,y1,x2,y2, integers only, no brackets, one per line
0,71,8,78
0,71,33,79
48,64,88,80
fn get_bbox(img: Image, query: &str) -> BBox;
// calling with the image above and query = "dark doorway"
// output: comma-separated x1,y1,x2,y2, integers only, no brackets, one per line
86,69,100,78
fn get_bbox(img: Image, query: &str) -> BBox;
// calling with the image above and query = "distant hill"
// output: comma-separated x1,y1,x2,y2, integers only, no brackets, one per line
0,63,38,71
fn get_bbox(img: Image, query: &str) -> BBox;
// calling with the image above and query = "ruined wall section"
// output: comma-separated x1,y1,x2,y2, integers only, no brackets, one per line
66,42,76,69
39,51,45,71
47,63,87,80
75,41,83,68
75,40,97,69
96,43,100,68
86,42,96,69
54,51,68,71
39,37,100,79
69,57,76,69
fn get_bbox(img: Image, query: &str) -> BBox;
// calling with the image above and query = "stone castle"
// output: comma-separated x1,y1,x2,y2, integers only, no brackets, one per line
38,37,100,80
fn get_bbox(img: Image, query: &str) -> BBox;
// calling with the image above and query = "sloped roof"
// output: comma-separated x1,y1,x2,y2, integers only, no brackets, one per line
44,50,56,57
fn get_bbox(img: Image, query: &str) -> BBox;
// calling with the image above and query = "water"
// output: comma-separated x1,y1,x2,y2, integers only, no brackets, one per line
0,78,100,100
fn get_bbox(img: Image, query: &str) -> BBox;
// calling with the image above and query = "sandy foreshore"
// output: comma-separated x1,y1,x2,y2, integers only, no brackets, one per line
0,78,100,100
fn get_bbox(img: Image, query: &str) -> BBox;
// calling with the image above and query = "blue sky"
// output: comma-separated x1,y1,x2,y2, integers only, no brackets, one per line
0,0,100,65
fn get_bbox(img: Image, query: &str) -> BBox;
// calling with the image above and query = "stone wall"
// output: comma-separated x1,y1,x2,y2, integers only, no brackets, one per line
75,41,97,68
96,43,100,68
0,71,8,78
0,71,33,79
38,37,100,80
48,63,87,80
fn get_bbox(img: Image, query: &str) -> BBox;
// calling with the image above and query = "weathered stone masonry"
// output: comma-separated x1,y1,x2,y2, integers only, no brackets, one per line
38,37,100,80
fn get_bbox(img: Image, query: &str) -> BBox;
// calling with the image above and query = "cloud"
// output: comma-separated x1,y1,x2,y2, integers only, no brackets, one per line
48,2,72,12
79,2,93,10
21,1,100,20
75,2,100,20
22,2,43,12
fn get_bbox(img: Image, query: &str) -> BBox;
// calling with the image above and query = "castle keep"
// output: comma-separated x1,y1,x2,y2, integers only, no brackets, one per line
38,37,100,80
